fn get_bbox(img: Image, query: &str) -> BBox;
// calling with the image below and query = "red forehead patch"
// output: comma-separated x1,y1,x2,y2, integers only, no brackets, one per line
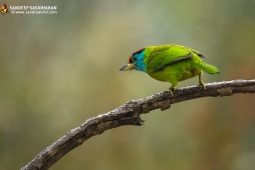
128,56,132,63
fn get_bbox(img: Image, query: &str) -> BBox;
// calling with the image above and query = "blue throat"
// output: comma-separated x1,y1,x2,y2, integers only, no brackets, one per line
134,51,146,73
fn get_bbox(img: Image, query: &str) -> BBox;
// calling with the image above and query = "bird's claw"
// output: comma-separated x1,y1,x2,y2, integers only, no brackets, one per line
169,86,175,96
198,72,206,90
199,81,206,90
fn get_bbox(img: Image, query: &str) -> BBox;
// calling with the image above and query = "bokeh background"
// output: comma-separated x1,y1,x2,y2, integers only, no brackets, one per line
1,0,255,170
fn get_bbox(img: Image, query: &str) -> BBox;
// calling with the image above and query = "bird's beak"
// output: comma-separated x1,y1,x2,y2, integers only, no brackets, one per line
119,63,136,71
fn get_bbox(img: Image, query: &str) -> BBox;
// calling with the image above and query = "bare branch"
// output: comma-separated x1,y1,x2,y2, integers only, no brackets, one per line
21,79,255,170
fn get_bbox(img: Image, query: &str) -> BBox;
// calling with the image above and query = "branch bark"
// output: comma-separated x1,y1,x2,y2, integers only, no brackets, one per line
21,79,255,170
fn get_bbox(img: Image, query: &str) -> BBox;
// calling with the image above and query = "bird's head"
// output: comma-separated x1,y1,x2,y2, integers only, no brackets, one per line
119,48,146,72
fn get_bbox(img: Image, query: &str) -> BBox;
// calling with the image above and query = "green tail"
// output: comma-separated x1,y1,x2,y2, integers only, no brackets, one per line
193,61,220,74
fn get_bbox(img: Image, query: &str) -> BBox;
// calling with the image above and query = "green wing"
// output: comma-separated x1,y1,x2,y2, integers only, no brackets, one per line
146,45,196,72
183,46,206,58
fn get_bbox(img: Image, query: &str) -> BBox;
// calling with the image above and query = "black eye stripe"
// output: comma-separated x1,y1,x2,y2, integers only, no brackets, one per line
133,57,138,61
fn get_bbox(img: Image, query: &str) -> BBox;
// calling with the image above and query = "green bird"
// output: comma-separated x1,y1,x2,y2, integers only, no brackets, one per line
119,44,220,95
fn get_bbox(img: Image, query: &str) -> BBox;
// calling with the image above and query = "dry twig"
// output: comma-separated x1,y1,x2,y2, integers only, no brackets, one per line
21,79,255,170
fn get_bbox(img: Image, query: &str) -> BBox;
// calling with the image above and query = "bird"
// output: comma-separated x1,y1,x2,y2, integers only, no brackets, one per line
119,44,220,96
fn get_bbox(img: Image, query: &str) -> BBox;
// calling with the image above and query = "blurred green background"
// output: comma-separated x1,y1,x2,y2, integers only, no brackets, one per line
1,0,255,170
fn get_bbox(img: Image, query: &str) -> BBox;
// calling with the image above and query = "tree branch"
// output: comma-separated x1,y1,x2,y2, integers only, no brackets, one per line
21,79,255,170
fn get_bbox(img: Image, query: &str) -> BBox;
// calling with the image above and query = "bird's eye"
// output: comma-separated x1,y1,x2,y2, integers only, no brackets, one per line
133,57,138,61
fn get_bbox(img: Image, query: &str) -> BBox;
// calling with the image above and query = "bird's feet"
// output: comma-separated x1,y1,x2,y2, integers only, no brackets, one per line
198,71,206,90
169,86,175,96
199,80,206,90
